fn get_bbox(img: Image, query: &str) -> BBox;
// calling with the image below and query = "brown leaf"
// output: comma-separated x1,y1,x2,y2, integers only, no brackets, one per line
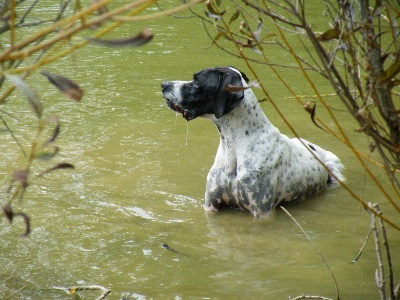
3,203,14,223
225,84,249,92
317,28,342,41
206,0,225,16
87,29,153,48
229,8,240,24
208,30,232,48
303,101,314,113
41,71,83,102
48,123,61,144
6,74,43,118
303,102,326,131
14,212,30,236
2,204,31,236
225,80,259,92
38,163,74,177
378,60,400,83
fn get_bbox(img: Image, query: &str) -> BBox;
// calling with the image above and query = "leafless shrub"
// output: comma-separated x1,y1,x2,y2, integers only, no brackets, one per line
195,0,400,298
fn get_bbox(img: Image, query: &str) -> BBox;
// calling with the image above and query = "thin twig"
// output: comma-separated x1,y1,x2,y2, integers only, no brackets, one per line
112,0,204,22
0,115,26,157
369,203,386,300
351,224,372,263
53,285,111,300
4,284,28,300
375,204,395,300
290,295,333,300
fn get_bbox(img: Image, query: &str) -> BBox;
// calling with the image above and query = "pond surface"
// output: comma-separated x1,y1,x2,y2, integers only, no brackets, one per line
1,1,399,299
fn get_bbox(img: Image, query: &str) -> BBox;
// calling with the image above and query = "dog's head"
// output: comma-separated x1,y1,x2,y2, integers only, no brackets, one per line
161,67,249,121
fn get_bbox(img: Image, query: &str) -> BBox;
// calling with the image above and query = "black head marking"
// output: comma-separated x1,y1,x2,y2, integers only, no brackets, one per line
162,67,248,121
228,66,249,83
212,67,246,119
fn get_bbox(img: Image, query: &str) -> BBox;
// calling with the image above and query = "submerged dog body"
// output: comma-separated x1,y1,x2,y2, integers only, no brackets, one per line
161,67,344,217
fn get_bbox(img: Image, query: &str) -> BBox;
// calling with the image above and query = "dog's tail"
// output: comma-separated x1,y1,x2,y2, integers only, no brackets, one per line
325,155,345,187
306,141,345,187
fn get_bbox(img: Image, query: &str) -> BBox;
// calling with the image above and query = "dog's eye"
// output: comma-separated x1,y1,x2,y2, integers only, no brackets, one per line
187,82,198,91
182,82,198,95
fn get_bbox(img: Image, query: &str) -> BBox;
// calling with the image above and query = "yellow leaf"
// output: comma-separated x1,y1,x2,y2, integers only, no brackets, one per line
317,28,342,41
379,60,400,83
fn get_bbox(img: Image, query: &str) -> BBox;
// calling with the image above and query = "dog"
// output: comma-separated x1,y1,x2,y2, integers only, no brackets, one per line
161,67,344,217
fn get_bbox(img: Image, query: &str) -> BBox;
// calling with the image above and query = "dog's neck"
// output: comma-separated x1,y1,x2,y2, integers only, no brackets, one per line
202,89,280,171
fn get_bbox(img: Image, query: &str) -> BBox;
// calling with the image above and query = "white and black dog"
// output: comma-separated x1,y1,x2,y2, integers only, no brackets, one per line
161,67,344,217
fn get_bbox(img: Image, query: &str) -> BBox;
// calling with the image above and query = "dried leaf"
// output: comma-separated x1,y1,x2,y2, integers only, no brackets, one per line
213,30,226,41
87,29,153,48
2,204,30,236
3,203,13,223
229,9,240,24
43,116,62,145
14,212,30,236
48,123,61,144
225,84,249,92
41,71,83,102
208,30,231,47
6,74,43,118
38,163,74,177
225,80,259,92
206,0,225,16
303,101,326,131
303,101,314,113
378,60,400,83
317,28,341,41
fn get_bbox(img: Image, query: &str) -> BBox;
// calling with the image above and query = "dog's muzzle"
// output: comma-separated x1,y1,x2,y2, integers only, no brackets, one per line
161,82,195,121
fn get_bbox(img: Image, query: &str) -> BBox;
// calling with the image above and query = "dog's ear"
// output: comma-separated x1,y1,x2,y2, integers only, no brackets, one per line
239,70,249,83
213,69,246,119
228,66,249,83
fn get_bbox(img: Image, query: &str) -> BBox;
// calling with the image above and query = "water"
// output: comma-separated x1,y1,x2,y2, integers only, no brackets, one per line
1,2,399,299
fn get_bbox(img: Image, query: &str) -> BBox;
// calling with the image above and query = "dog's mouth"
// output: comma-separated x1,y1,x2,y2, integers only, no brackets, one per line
165,99,194,121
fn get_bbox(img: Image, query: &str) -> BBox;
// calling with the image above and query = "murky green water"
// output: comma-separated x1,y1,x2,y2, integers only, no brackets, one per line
1,2,399,299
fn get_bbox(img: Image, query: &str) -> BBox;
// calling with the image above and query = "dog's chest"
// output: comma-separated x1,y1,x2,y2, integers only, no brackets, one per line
208,132,329,210
208,133,280,199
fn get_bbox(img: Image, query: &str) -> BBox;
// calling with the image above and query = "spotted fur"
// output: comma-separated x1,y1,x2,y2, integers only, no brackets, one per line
161,67,344,217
